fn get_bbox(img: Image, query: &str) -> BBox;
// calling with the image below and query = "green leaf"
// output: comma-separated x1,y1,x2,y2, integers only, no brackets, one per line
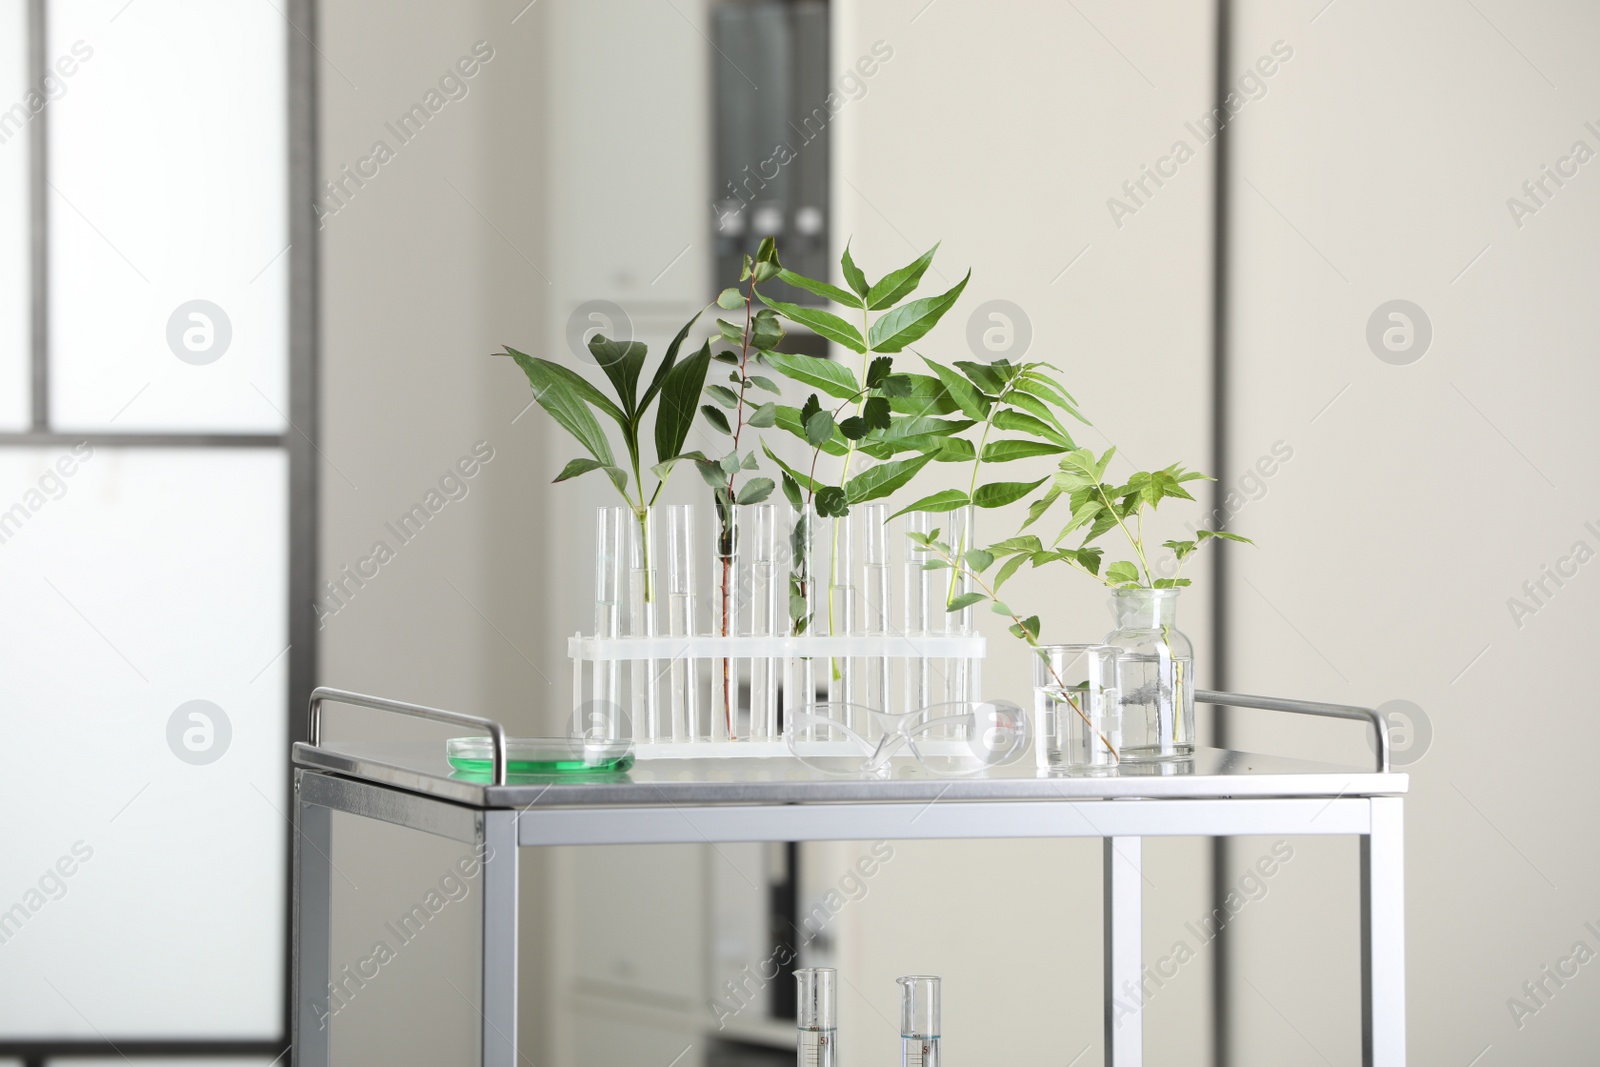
973,477,1048,509
994,553,1029,591
947,591,987,612
747,402,778,428
702,403,732,434
774,405,848,456
868,271,970,352
1152,578,1193,589
1009,616,1041,642
840,241,870,297
737,478,775,505
988,535,1043,556
717,287,746,310
1105,561,1142,586
1199,529,1255,545
654,342,712,466
554,457,604,482
588,335,649,418
922,357,989,421
706,384,740,408
778,268,863,309
749,374,781,394
781,472,803,510
815,485,849,517
504,351,617,466
886,373,958,416
866,243,938,310
863,396,892,431
758,296,867,353
964,549,995,572
1005,390,1071,439
954,359,1005,396
1021,487,1061,529
881,373,914,398
888,488,970,520
1163,539,1199,562
865,355,893,389
844,453,934,504
765,350,861,400
805,409,836,447
838,416,869,440
639,309,704,413
981,438,1071,463
716,318,745,344
994,408,1070,446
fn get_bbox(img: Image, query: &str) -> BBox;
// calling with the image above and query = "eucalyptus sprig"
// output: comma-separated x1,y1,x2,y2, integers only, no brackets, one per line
500,310,713,599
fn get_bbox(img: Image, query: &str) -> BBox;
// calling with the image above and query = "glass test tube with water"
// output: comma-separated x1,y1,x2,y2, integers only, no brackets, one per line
904,510,934,716
588,506,625,739
749,504,780,741
788,505,819,740
863,503,892,725
665,504,698,741
711,506,741,741
898,974,941,1067
628,508,659,740
942,507,975,721
794,967,837,1067
828,511,859,732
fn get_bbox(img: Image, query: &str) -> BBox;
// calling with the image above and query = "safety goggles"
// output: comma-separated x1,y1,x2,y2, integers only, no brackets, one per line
786,700,1030,777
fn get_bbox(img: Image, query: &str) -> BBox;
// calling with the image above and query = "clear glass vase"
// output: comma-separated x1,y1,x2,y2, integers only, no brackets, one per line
1104,588,1195,762
1032,644,1120,774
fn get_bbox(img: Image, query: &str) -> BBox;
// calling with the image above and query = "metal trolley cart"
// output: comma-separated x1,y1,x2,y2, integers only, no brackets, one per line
292,687,1407,1067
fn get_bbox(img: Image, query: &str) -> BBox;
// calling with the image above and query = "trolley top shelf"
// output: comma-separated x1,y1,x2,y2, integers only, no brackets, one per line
292,738,1407,810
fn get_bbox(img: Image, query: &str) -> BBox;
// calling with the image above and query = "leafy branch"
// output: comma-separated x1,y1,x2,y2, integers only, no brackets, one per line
908,525,1119,762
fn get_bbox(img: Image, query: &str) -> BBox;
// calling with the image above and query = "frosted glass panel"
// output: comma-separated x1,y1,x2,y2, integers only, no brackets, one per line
46,1,287,432
0,448,287,1037
0,1,27,430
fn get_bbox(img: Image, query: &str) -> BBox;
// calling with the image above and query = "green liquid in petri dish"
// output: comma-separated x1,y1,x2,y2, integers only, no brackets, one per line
448,752,635,778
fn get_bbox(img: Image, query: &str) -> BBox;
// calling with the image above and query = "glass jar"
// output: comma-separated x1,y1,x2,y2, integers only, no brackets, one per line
1032,644,1120,774
1104,588,1195,762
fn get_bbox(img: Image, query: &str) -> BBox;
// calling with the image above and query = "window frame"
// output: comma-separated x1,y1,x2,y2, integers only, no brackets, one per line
0,0,317,1059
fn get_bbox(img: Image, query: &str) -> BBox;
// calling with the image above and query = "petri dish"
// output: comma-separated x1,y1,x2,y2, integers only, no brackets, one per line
445,736,635,778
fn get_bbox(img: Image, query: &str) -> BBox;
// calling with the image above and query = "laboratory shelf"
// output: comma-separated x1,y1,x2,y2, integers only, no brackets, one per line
291,687,1408,1067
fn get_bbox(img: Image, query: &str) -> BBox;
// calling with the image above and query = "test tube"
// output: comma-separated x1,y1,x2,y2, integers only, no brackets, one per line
748,504,780,741
711,505,741,741
942,506,976,710
903,510,934,717
898,975,941,1067
795,967,837,1067
827,511,858,732
665,504,698,742
787,504,818,740
589,506,625,738
863,503,892,723
628,508,659,741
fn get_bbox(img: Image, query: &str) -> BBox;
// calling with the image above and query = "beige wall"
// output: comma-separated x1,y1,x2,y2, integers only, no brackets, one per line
1226,1,1600,1063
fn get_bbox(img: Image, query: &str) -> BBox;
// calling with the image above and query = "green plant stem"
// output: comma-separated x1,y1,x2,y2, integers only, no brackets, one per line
926,538,1119,762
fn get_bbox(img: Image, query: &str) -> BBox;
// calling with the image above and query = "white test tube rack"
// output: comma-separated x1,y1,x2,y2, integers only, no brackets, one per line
569,503,986,760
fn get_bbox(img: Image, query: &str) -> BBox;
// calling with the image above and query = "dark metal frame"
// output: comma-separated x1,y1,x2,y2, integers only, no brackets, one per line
1,0,317,1061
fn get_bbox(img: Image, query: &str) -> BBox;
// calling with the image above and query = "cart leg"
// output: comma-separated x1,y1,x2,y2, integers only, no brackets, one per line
1362,797,1406,1066
292,778,332,1067
1104,836,1142,1067
479,810,520,1067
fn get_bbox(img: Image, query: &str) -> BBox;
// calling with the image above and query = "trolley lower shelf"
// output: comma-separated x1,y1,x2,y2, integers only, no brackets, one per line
290,688,1408,1067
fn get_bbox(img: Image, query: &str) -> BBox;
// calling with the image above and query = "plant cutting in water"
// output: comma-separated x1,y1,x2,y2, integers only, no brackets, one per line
757,241,972,673
681,238,783,737
499,310,714,603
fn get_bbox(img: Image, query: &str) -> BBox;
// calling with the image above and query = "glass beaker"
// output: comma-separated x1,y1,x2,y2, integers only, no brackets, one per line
1032,644,1121,773
1105,587,1195,762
